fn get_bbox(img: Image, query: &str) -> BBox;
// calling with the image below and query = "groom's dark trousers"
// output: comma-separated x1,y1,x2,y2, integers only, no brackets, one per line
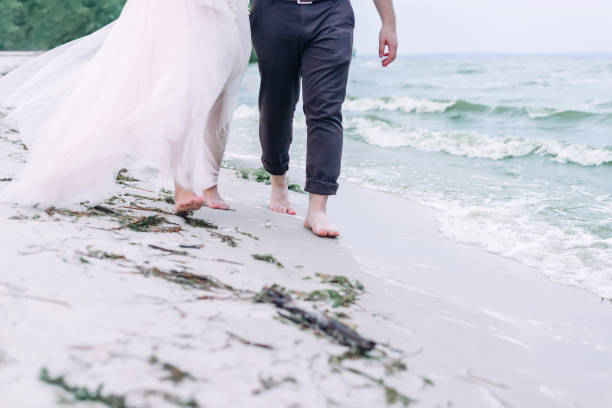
250,0,354,195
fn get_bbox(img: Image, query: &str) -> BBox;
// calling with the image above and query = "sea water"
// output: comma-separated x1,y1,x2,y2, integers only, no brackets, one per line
229,55,612,298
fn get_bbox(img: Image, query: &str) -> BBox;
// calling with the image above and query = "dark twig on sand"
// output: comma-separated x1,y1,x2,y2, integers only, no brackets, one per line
114,215,181,233
179,244,204,249
227,332,274,350
120,204,174,215
148,245,189,256
254,285,376,353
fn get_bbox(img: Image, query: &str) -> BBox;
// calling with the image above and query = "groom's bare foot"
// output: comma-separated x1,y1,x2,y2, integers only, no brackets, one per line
203,185,230,210
175,185,204,214
304,194,339,238
269,174,296,215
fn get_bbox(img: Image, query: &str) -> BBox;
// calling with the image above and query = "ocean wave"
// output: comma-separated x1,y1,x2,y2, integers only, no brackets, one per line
233,104,259,121
340,173,612,299
344,96,454,113
343,96,612,122
347,117,612,167
430,195,612,299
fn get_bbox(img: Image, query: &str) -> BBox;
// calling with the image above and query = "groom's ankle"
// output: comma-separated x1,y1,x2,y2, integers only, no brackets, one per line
270,174,288,187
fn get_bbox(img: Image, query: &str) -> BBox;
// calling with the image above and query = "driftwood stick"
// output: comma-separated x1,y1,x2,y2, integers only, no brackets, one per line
256,286,376,353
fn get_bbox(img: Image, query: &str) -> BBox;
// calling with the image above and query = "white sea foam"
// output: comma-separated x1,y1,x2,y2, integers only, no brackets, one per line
342,171,612,299
431,197,612,299
232,104,259,121
348,117,612,167
344,96,454,114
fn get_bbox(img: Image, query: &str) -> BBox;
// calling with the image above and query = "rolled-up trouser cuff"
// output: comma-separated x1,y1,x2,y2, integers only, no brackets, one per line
305,178,339,196
262,157,289,176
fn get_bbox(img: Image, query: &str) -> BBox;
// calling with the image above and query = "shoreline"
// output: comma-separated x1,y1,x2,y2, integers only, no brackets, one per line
328,180,612,406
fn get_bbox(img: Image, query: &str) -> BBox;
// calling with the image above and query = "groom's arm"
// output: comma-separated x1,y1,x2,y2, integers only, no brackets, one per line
372,0,398,67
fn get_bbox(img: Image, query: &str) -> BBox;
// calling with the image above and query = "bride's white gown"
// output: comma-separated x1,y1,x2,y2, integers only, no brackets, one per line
0,0,251,207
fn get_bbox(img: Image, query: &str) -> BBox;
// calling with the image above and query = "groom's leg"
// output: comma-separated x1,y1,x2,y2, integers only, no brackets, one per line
250,0,303,214
301,0,354,196
300,0,354,237
250,0,302,177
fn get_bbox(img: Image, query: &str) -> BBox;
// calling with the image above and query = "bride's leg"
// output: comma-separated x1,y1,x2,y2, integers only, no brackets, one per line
202,93,230,210
175,182,204,214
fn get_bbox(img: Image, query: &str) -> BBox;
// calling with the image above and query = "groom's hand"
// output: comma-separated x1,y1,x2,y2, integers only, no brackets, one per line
379,24,398,67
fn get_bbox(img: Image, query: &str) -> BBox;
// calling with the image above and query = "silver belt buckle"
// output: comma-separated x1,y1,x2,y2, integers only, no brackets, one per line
297,0,313,4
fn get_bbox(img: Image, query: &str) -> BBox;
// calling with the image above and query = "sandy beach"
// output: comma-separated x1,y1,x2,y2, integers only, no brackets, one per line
1,117,611,408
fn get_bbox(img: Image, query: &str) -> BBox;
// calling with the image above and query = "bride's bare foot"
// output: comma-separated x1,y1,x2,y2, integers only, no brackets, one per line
269,174,296,215
203,185,230,210
175,184,204,214
304,194,339,238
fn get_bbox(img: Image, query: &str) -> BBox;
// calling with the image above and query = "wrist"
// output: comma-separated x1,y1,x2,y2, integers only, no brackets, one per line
381,20,396,31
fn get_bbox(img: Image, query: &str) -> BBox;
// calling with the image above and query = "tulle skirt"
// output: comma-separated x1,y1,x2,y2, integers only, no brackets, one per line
0,0,251,207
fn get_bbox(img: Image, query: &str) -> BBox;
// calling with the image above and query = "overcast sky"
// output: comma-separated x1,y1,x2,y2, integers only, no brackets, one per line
353,0,612,55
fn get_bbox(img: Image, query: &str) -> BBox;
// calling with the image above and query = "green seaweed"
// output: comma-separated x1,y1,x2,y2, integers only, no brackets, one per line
333,311,351,319
39,368,129,408
124,204,173,215
288,183,306,194
104,196,119,205
235,167,270,184
140,267,235,292
210,231,239,247
118,215,167,232
116,169,139,182
235,228,259,240
307,289,351,308
45,207,104,217
252,254,284,268
329,363,416,407
384,359,408,375
252,375,297,395
423,377,435,387
148,356,195,385
181,215,218,230
308,273,365,307
142,391,198,408
85,250,127,260
123,193,163,202
236,167,306,193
